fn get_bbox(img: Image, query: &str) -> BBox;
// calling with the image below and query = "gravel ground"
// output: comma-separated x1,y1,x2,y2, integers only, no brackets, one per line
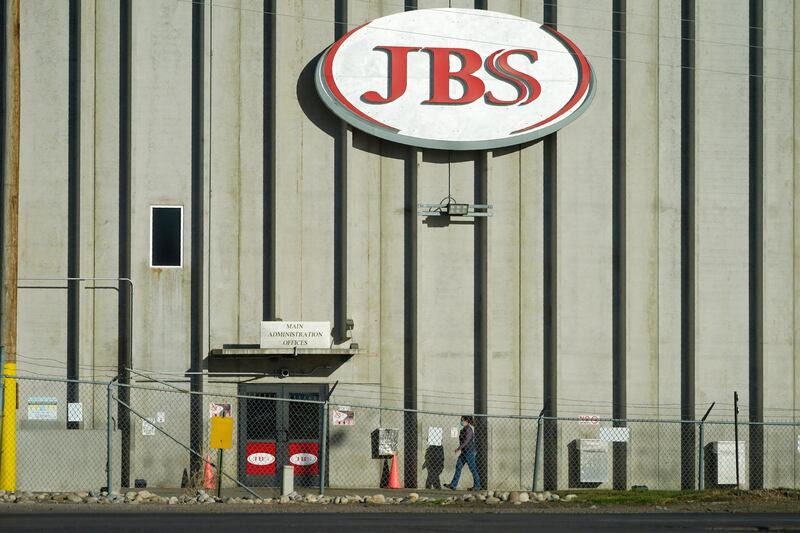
0,488,798,514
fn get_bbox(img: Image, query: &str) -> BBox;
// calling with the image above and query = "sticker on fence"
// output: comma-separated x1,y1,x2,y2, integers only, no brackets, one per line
427,427,443,446
599,427,630,442
156,411,166,424
578,415,600,426
209,402,231,419
142,418,156,436
332,406,354,426
67,402,83,423
27,397,57,420
451,427,459,439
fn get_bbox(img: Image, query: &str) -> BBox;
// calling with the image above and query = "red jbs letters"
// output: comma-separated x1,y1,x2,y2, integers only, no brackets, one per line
362,46,541,106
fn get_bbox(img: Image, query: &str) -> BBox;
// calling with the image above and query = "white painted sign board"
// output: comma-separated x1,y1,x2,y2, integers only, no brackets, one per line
27,397,57,421
427,427,443,446
260,321,331,349
67,403,83,423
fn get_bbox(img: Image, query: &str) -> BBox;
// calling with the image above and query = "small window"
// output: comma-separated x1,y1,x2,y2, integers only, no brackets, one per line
150,206,183,268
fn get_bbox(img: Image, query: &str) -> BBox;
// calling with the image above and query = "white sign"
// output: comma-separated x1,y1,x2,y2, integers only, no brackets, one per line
427,427,443,446
316,8,594,150
67,403,83,423
289,453,318,466
142,418,156,436
332,406,354,426
451,427,459,439
247,452,276,466
261,321,331,349
599,427,630,443
209,402,231,419
27,397,57,420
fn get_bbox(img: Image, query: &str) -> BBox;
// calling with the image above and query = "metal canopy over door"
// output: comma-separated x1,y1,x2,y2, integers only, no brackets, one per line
238,384,327,487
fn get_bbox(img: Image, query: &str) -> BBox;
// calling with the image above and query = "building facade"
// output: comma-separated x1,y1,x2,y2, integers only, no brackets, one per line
4,0,800,491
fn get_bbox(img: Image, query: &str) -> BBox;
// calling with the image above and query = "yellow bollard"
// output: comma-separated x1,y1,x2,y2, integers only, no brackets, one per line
0,362,16,491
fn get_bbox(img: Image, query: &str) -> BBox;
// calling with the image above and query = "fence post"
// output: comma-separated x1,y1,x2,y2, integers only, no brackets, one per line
0,347,4,460
319,400,329,496
698,421,704,491
106,377,117,494
697,402,714,492
532,414,544,492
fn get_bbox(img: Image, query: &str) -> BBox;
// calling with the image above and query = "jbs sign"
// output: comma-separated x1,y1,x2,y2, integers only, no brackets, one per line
361,47,541,106
316,9,594,150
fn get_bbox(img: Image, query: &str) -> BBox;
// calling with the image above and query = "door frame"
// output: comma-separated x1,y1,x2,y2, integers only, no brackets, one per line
237,383,328,488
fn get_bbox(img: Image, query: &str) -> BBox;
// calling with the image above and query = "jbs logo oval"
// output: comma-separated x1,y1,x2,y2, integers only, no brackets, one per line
289,452,318,466
247,452,276,466
316,8,595,150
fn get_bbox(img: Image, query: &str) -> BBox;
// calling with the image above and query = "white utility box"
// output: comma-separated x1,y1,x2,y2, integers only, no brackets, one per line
710,441,746,486
576,439,609,483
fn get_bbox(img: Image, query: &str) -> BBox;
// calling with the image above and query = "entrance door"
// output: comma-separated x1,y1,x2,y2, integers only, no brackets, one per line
238,384,327,488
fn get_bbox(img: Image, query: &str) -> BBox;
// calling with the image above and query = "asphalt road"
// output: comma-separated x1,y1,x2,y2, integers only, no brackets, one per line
2,512,800,533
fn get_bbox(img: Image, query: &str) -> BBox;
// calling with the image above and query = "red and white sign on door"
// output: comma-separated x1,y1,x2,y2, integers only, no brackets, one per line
288,442,319,476
316,8,594,150
245,442,277,476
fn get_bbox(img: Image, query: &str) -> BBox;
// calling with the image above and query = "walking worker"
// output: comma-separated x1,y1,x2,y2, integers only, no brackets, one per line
444,415,481,491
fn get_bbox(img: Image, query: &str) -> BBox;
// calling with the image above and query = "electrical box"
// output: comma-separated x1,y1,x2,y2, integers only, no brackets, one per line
576,439,608,484
371,428,399,457
710,441,745,486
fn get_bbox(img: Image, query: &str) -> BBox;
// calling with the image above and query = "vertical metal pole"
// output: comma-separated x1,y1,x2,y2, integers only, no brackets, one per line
698,402,714,492
0,346,5,460
319,401,328,496
698,422,704,491
106,378,116,493
216,448,223,499
734,391,740,489
0,0,20,493
532,415,543,491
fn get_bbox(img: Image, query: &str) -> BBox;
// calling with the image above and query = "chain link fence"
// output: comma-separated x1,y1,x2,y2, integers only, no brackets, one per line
2,374,799,494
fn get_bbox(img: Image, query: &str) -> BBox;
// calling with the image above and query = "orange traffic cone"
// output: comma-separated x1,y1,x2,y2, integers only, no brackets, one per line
203,453,215,490
388,454,402,489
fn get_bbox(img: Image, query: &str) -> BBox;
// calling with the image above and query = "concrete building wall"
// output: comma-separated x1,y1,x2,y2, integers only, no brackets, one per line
8,0,800,491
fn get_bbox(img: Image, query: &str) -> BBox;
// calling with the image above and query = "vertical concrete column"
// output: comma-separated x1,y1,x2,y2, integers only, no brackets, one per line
67,0,81,429
263,0,276,321
208,0,243,348
694,0,749,487
657,0,683,489
748,0,764,490
762,0,794,489
611,0,627,490
556,0,614,490
333,0,348,343
118,0,131,487
541,0,558,492
92,0,121,387
237,0,264,340
625,0,660,487
679,0,696,490
189,0,205,480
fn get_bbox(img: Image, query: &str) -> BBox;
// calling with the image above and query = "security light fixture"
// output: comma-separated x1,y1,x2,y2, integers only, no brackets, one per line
417,197,493,218
446,203,470,216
